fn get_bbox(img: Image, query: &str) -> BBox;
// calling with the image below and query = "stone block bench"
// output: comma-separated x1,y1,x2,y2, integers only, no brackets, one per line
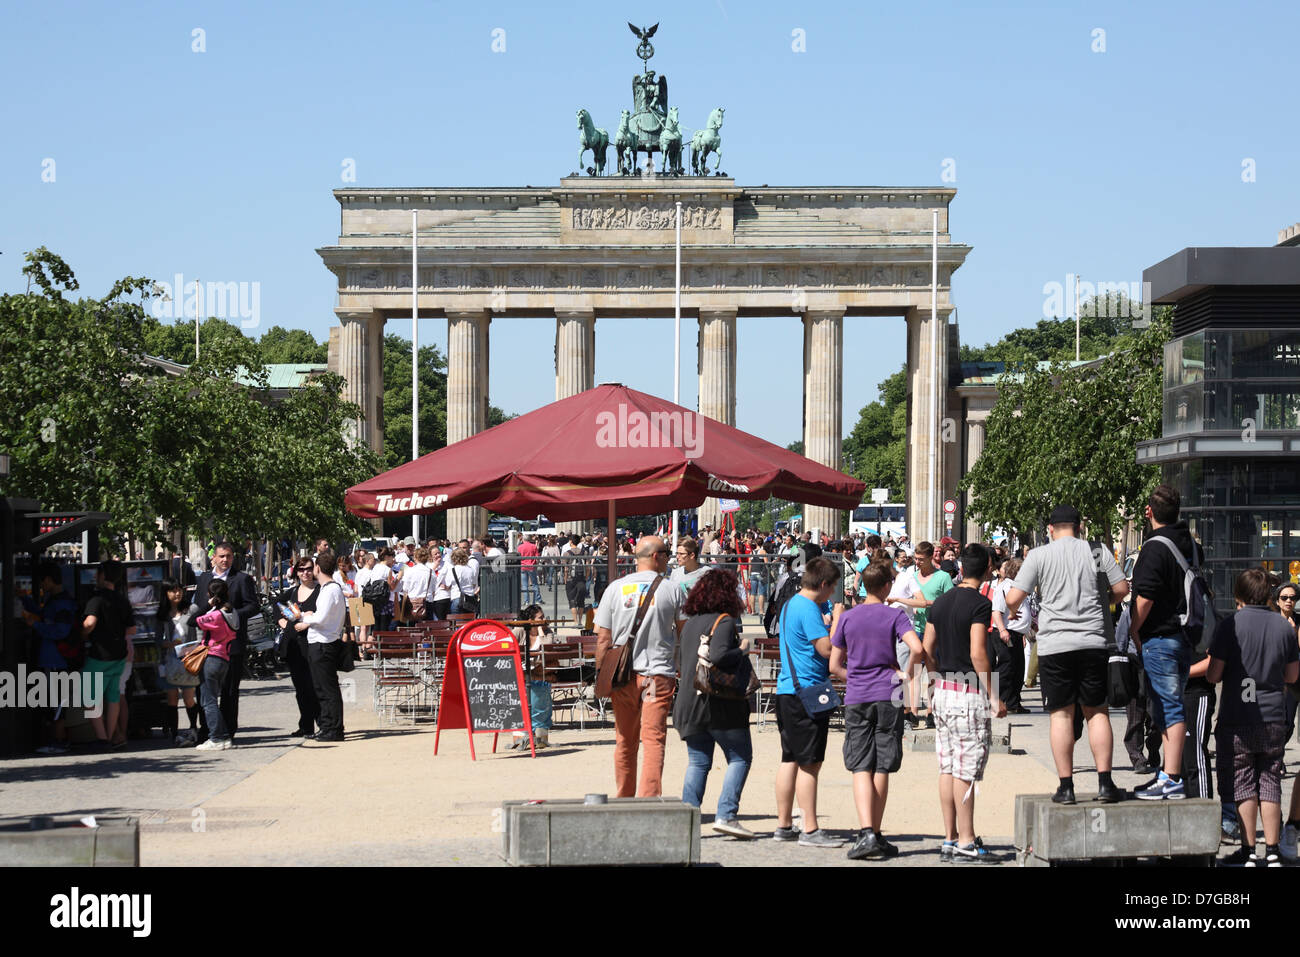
0,815,139,867
501,797,700,866
905,725,1012,753
1014,794,1219,866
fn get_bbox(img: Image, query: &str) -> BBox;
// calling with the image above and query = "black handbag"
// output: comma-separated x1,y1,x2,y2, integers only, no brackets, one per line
779,603,841,715
336,639,355,673
692,614,760,700
1106,642,1139,708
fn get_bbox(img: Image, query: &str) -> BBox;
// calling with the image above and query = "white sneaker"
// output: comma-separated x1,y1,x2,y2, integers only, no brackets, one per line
1282,823,1299,862
219,738,233,750
194,739,223,751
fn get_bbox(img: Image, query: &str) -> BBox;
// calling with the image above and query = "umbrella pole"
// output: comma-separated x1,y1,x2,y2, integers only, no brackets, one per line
608,498,617,587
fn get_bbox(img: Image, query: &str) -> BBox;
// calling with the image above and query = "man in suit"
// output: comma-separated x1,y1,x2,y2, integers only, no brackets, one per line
193,540,260,742
170,552,197,603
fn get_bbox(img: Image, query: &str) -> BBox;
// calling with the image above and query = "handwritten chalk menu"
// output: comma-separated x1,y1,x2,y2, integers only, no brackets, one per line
434,619,535,760
464,655,524,731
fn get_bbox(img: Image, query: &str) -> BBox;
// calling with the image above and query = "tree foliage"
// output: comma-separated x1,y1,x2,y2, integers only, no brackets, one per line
959,298,1138,364
842,366,907,499
959,307,1172,543
0,250,379,552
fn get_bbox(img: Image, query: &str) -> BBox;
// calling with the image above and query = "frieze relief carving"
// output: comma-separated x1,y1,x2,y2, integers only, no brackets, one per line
570,203,722,230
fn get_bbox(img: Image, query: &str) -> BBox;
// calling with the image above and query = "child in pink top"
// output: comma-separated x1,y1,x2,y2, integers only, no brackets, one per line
196,605,238,660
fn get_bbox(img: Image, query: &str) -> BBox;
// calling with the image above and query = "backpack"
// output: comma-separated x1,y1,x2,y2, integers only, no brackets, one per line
763,544,822,638
1145,536,1219,656
362,576,390,603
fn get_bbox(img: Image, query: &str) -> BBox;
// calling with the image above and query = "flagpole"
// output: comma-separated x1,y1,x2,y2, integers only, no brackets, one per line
672,200,681,557
929,210,939,542
412,209,419,542
1075,273,1081,361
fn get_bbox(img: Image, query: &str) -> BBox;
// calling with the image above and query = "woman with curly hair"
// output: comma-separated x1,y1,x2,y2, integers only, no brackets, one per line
673,568,755,839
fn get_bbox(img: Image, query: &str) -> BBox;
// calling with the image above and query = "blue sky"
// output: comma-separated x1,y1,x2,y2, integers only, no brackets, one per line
3,0,1296,448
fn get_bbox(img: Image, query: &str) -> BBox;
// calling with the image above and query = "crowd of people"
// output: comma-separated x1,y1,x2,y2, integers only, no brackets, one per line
20,491,1299,865
576,487,1298,865
26,540,352,753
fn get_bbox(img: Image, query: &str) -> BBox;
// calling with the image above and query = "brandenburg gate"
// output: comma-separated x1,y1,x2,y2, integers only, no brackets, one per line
318,28,971,543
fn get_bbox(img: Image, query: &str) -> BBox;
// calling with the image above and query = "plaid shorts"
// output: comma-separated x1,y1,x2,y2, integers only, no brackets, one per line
932,683,991,782
1219,722,1287,805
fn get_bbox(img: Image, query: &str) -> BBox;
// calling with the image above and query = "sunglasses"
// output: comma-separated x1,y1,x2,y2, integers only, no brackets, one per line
1280,594,1297,602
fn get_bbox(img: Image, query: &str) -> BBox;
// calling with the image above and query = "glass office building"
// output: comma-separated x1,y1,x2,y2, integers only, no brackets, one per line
1138,244,1300,612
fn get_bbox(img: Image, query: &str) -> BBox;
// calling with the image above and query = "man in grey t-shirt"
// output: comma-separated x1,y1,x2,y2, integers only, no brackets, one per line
1005,505,1129,804
594,535,683,798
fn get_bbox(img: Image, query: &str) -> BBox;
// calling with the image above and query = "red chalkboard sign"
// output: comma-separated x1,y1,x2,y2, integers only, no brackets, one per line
434,619,534,759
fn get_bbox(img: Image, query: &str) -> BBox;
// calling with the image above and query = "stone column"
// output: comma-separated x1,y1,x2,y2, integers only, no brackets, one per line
554,309,595,536
905,305,950,544
802,307,845,538
964,413,987,543
554,308,595,401
447,309,491,542
696,307,737,534
365,313,386,456
335,311,371,449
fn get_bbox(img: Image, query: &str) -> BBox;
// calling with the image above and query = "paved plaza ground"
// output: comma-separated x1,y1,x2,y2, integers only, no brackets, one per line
2,617,1296,867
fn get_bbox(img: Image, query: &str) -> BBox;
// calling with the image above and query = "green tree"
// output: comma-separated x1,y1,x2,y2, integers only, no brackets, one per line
959,298,1134,364
1,250,378,553
1,248,169,546
842,366,907,497
959,307,1171,543
260,325,328,364
141,315,251,365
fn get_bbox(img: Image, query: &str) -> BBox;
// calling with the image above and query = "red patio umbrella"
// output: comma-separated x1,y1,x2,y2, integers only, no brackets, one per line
346,383,864,529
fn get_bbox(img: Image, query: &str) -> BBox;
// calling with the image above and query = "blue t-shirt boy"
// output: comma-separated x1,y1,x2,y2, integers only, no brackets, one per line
777,593,832,694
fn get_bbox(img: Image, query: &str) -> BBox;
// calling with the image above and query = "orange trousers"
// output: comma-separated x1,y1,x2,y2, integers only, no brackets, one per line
611,674,677,797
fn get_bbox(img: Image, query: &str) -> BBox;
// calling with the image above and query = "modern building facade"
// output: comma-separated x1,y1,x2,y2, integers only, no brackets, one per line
1137,235,1300,609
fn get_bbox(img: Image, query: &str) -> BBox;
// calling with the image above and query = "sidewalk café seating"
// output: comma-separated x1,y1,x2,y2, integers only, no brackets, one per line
541,640,601,730
371,632,427,724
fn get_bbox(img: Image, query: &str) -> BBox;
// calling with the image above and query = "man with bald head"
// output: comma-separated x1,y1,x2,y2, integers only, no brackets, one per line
595,535,684,797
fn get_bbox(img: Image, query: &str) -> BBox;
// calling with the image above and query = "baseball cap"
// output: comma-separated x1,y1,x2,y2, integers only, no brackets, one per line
1047,505,1081,526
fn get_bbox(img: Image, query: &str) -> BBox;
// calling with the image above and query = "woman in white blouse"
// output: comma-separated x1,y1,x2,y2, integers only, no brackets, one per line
399,547,434,622
438,548,479,617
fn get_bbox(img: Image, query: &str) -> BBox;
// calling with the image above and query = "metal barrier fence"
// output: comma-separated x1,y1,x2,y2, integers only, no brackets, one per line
467,553,794,623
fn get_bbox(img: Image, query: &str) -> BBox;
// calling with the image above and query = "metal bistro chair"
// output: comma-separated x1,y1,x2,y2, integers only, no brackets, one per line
572,633,607,725
751,636,783,729
371,632,423,724
415,620,457,707
540,640,590,730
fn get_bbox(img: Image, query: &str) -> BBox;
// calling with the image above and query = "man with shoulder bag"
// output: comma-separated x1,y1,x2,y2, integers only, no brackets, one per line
192,541,260,744
772,555,845,848
594,535,683,797
295,552,349,742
